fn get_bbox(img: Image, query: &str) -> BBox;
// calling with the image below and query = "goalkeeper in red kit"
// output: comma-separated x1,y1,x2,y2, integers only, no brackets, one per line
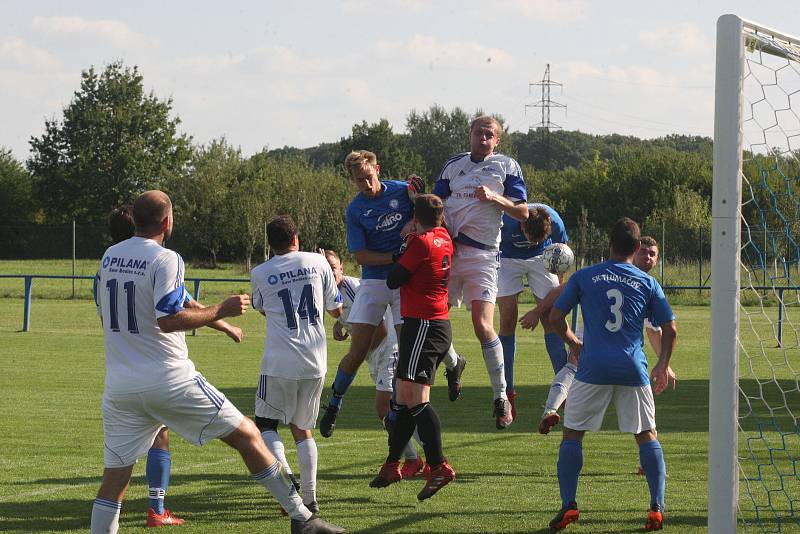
369,193,456,501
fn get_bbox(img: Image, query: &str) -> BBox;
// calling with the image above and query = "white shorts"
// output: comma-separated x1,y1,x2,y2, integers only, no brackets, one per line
348,279,402,326
367,335,398,393
497,256,559,300
102,375,244,468
448,245,500,307
564,379,656,434
255,375,324,430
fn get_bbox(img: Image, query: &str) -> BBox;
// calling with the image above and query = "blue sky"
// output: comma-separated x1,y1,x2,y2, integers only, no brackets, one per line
2,1,799,160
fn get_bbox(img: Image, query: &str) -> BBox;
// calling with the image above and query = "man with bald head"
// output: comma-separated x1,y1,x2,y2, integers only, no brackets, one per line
91,191,344,534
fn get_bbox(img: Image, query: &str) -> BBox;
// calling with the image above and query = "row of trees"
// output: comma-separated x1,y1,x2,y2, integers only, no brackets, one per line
7,59,790,267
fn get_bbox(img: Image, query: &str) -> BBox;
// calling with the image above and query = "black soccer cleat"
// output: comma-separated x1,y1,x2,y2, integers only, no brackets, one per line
305,501,319,514
291,514,346,534
445,355,466,401
494,397,513,429
319,404,339,438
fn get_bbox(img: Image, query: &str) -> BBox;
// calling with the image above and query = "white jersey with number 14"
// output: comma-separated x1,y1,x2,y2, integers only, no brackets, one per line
251,251,341,380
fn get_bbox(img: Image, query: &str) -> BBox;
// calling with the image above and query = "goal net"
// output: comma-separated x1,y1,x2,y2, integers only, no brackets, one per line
711,14,800,533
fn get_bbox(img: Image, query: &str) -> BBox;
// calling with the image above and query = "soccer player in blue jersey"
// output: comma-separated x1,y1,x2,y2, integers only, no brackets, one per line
497,203,567,418
319,150,420,437
545,218,677,532
433,116,529,429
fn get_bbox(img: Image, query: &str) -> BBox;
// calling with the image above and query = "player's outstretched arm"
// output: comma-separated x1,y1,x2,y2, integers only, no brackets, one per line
354,250,394,266
520,284,565,330
650,320,677,395
184,298,243,342
548,306,583,359
158,294,250,333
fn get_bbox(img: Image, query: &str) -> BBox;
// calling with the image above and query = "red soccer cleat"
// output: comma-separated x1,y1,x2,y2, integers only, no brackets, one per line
146,508,185,527
400,458,427,479
369,461,402,488
548,502,579,530
508,390,518,420
539,409,561,435
645,505,664,531
417,461,455,501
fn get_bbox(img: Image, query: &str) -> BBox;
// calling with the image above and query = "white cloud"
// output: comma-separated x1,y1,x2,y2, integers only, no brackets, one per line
0,38,57,67
564,61,676,89
639,22,709,55
376,34,515,70
490,0,587,22
32,16,156,48
339,0,427,14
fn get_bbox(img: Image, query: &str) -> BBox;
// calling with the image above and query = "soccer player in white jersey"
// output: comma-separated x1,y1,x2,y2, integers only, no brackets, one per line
544,219,676,532
432,116,529,429
90,191,344,534
324,249,427,479
251,216,343,516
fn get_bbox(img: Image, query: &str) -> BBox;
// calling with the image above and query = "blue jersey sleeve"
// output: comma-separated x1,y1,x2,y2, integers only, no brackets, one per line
646,282,675,327
346,203,368,253
432,177,451,200
549,208,568,244
554,273,580,314
503,160,527,202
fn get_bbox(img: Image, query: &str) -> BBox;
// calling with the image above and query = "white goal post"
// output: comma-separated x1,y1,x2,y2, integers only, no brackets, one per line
711,14,800,533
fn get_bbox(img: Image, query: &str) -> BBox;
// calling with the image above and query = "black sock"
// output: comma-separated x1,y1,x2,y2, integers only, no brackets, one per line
410,403,444,467
387,405,416,462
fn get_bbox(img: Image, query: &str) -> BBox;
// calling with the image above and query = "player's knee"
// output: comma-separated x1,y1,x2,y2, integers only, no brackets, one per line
255,416,279,433
151,427,170,450
635,429,658,444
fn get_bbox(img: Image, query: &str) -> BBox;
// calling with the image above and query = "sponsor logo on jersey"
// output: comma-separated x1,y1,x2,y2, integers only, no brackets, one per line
433,238,444,247
458,170,466,176
376,212,403,232
363,209,374,216
268,275,279,285
103,256,148,271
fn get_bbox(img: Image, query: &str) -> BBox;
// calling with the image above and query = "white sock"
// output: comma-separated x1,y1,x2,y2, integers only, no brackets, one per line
252,462,311,522
402,440,418,460
261,430,294,475
295,438,318,505
442,343,458,370
545,362,577,413
481,337,507,400
91,498,121,534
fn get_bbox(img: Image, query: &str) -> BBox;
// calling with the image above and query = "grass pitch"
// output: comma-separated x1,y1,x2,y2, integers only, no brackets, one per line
0,298,712,533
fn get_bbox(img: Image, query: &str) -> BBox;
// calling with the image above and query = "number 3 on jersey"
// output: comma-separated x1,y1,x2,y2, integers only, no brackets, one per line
278,284,319,330
605,288,623,332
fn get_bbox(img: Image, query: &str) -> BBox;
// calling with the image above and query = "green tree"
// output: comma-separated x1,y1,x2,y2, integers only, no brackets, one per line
168,139,241,267
406,105,472,180
0,148,35,226
28,61,192,223
337,119,424,180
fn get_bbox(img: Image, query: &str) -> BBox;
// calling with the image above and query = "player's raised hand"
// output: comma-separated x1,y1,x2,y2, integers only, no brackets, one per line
407,174,425,200
519,308,541,330
474,185,497,202
650,362,677,395
225,325,243,343
220,294,250,318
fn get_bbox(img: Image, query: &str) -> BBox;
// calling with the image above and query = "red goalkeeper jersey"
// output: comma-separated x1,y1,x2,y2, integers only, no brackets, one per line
397,226,453,320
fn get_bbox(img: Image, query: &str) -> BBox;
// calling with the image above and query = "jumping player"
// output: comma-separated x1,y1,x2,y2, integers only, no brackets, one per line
497,203,568,418
433,116,529,429
370,194,456,500
324,250,427,478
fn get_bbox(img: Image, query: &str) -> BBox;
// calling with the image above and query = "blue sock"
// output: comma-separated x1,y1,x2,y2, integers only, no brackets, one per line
544,332,568,374
639,440,666,509
146,448,171,514
557,439,583,508
329,368,356,409
499,335,516,393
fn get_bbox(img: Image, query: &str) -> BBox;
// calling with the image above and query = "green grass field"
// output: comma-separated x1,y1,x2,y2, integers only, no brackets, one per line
0,296,715,533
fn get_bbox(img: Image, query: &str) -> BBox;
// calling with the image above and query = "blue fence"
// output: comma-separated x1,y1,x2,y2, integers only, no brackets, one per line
3,275,798,347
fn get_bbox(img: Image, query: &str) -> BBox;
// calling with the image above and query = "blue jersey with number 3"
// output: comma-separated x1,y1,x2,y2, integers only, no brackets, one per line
553,260,674,386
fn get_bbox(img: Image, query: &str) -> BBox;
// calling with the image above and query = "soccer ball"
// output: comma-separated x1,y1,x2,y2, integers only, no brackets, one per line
542,243,574,275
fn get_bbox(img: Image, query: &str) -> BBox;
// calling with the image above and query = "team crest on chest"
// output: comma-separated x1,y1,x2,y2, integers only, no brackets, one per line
389,199,399,209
